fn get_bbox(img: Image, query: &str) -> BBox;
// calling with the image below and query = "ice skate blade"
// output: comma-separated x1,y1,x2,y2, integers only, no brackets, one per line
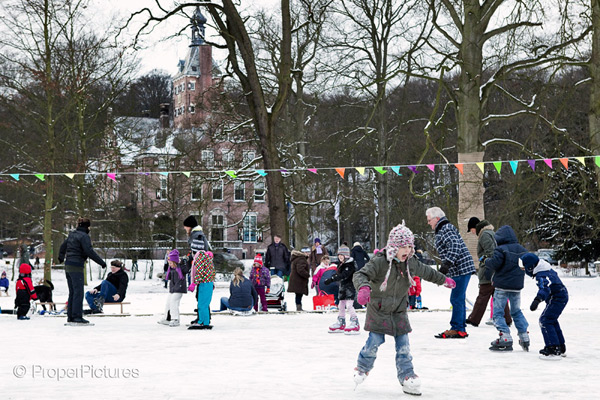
539,354,562,361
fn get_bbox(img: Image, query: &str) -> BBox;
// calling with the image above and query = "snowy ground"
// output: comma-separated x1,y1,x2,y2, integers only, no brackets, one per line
1,259,599,399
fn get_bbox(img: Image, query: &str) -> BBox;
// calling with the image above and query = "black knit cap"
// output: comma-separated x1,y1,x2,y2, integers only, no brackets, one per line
183,215,198,228
467,217,480,231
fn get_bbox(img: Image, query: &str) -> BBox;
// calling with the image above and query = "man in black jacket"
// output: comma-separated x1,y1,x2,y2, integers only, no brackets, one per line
85,260,129,314
58,217,106,324
264,234,290,277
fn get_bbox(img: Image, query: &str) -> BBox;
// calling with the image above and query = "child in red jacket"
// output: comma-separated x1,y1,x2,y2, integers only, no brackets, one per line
249,254,271,312
408,276,421,309
15,263,37,319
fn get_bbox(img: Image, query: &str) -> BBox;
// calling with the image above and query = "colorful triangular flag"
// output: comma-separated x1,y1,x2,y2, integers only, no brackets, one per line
493,161,502,174
427,164,435,172
527,160,535,171
335,168,345,179
256,170,267,176
355,167,366,175
225,170,237,178
575,157,585,165
596,156,600,168
182,172,191,178
544,159,553,169
408,166,419,174
35,174,45,181
308,168,318,174
559,158,568,169
454,163,464,174
509,161,518,174
10,174,19,181
476,162,485,173
373,167,386,175
107,173,117,182
65,173,75,179
159,172,169,176
390,166,401,175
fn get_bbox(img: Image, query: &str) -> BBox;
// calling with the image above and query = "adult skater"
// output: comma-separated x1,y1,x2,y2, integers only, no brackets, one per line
58,217,106,325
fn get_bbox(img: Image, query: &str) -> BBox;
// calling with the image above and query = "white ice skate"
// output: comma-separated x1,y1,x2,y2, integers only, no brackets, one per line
328,316,345,333
401,375,422,396
353,367,368,390
344,316,360,335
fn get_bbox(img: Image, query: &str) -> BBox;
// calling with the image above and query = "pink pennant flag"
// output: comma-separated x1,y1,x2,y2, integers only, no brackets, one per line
427,164,435,172
308,168,318,174
544,159,553,169
107,173,117,181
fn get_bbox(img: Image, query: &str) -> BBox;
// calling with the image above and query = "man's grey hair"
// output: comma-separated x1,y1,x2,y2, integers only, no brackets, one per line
426,207,445,219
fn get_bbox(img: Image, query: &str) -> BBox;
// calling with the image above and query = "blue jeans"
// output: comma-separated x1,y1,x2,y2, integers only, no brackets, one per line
271,268,284,278
85,280,118,310
450,274,471,331
493,289,529,335
220,297,253,312
357,332,414,383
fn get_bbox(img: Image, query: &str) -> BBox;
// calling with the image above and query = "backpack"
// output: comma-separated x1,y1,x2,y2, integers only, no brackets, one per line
192,251,216,284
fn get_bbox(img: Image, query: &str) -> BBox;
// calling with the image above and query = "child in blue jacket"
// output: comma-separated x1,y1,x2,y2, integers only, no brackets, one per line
519,253,568,360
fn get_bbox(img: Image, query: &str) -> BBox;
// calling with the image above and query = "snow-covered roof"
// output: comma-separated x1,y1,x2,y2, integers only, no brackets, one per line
113,117,180,165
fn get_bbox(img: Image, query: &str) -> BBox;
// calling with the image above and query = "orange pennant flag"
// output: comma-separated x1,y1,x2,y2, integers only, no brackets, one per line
335,168,345,179
559,158,569,170
454,163,464,174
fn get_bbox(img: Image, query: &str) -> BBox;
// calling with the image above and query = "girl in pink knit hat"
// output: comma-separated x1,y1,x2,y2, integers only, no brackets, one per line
352,222,456,396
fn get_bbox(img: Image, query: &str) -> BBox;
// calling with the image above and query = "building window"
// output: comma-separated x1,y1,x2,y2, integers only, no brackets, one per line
202,150,214,168
234,181,245,202
212,180,223,201
254,179,265,202
222,149,235,169
158,158,167,170
243,214,258,243
157,176,168,200
189,105,195,114
191,177,202,201
210,213,225,242
242,150,256,165
189,81,196,91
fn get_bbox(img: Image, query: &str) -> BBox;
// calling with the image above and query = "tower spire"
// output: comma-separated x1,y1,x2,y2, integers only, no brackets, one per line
190,6,207,47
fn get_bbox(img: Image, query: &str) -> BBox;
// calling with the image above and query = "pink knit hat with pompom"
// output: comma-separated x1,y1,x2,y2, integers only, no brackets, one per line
380,221,415,291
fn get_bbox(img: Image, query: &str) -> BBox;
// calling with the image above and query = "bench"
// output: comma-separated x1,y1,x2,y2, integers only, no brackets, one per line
36,301,130,314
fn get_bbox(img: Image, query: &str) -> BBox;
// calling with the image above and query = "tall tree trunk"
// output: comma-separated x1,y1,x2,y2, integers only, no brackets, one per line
590,0,600,185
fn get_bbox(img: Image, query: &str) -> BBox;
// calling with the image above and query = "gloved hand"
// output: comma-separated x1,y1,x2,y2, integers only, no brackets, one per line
266,287,270,294
439,260,452,275
530,297,542,311
479,255,486,262
443,277,456,289
357,286,371,305
188,283,197,292
324,277,334,285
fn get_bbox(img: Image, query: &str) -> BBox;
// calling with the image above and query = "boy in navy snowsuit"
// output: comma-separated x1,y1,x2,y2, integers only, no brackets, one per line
519,253,568,359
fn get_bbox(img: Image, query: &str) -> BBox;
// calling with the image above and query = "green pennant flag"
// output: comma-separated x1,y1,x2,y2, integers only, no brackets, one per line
225,170,237,178
596,156,600,168
373,167,386,175
35,174,45,181
493,161,502,174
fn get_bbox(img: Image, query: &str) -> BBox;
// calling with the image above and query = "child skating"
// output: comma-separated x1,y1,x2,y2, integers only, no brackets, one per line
352,223,455,396
519,253,569,360
158,249,189,327
249,254,271,312
15,263,37,320
325,246,359,334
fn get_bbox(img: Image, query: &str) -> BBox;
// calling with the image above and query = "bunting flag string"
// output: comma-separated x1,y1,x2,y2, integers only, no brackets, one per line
3,155,600,183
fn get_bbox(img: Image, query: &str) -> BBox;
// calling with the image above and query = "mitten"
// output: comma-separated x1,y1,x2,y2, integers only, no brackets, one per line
443,277,456,289
439,260,452,275
188,283,197,292
357,286,371,305
478,255,486,262
530,297,542,311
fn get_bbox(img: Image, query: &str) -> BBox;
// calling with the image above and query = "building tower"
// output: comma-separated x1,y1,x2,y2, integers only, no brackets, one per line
172,7,218,129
